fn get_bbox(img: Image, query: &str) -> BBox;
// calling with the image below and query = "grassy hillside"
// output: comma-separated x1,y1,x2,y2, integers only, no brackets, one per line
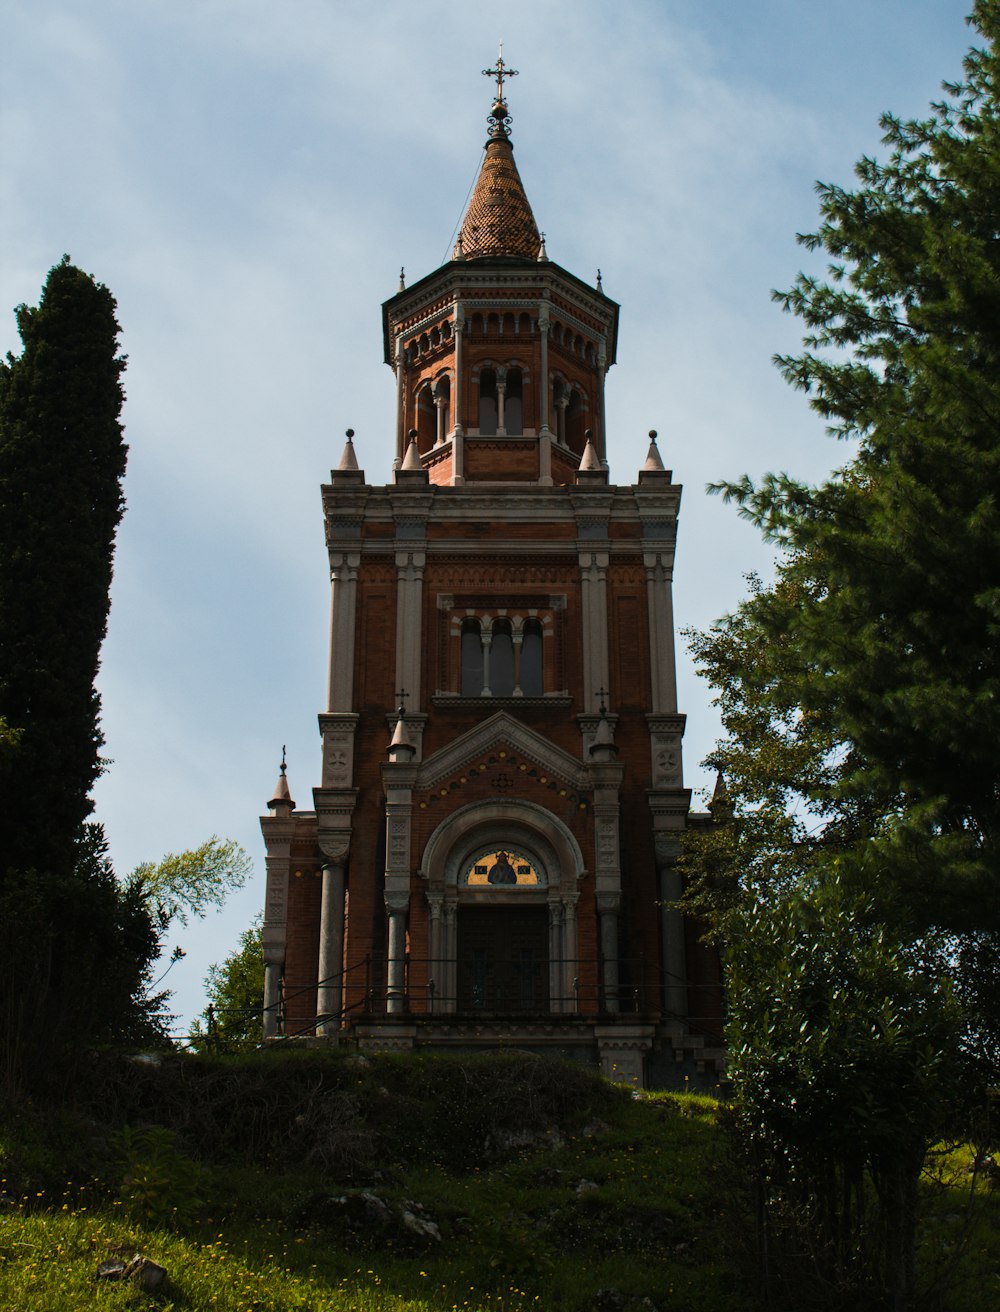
0,1050,994,1311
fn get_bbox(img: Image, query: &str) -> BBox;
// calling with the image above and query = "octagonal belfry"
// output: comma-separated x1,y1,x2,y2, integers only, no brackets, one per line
259,62,724,1089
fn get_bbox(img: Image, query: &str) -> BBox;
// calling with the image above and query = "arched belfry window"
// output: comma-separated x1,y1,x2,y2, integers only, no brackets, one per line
566,388,586,454
503,367,523,435
521,619,543,696
461,619,484,696
490,620,515,697
416,384,436,453
479,368,498,435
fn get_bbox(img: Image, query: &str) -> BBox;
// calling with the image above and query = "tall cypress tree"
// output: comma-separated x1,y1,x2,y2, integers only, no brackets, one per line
0,256,127,880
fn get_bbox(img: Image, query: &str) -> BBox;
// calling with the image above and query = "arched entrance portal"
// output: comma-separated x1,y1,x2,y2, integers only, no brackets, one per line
456,844,549,1014
419,800,585,1016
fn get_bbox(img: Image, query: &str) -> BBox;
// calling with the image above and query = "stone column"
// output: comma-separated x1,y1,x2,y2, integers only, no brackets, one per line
262,959,282,1039
512,632,523,696
316,860,345,1034
481,631,493,697
442,902,458,1013
496,365,507,435
434,392,447,446
562,893,579,1012
598,894,620,1014
426,893,443,1013
555,393,569,445
548,898,563,1013
386,893,408,1015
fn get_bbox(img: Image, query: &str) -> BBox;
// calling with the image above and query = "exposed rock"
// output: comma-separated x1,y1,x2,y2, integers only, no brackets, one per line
95,1252,167,1291
491,1125,565,1155
575,1178,600,1198
582,1118,611,1138
400,1205,442,1242
292,1189,441,1249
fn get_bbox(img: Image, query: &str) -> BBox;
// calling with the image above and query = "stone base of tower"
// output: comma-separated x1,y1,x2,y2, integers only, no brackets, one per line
270,1015,726,1092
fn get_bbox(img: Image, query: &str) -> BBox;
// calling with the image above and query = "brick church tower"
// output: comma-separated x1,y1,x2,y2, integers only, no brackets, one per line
260,59,723,1086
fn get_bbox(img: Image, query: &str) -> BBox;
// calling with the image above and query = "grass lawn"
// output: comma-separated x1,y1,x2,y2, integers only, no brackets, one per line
0,1050,995,1311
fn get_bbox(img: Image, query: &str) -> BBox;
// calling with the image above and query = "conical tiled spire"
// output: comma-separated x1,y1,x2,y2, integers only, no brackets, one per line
455,80,540,261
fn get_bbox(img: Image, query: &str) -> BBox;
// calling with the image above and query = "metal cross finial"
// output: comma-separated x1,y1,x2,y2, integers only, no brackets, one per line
395,688,408,719
280,744,287,775
595,687,609,715
482,43,518,102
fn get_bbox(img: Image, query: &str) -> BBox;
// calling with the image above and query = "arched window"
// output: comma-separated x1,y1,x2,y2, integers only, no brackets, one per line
491,620,515,696
461,619,483,696
566,388,586,453
521,620,543,696
416,384,436,453
504,368,523,435
487,313,500,336
479,368,498,435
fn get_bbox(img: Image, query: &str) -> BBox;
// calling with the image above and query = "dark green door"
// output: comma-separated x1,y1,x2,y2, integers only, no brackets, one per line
457,905,549,1013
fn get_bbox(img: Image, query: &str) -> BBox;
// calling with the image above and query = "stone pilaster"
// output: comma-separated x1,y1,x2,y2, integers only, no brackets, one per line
327,551,360,712
259,819,294,1039
381,758,418,1015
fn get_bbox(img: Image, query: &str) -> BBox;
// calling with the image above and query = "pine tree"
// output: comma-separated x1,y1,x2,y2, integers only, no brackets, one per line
682,4,1000,1302
0,256,127,880
711,1,1000,926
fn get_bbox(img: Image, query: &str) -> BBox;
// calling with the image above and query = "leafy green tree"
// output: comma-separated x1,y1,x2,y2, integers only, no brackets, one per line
683,4,1000,1304
133,838,254,928
188,917,264,1054
0,256,127,881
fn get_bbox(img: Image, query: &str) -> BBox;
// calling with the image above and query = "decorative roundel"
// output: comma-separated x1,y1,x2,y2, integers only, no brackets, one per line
463,846,545,887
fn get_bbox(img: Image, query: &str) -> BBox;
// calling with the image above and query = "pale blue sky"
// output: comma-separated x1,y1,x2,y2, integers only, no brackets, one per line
1,1,974,1032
